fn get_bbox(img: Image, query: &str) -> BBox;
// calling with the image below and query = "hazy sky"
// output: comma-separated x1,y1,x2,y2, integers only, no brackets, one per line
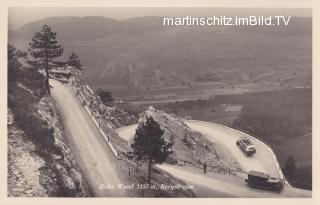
8,7,311,30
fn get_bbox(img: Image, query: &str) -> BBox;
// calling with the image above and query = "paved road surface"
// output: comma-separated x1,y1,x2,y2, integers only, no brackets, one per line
51,81,127,197
50,79,310,197
185,121,280,178
116,121,279,177
116,123,311,197
158,164,311,198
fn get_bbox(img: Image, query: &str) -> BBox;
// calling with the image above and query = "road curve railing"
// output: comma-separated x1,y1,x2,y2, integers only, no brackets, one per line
186,120,291,187
71,81,120,159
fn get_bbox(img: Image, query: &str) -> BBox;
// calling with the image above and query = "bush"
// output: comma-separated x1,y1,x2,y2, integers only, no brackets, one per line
10,89,61,157
96,88,113,105
294,165,312,190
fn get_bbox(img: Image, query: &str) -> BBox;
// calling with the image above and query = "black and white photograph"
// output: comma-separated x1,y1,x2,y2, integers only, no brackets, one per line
4,4,314,199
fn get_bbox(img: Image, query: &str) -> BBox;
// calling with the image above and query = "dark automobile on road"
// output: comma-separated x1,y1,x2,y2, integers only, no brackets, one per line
236,137,256,156
245,170,284,192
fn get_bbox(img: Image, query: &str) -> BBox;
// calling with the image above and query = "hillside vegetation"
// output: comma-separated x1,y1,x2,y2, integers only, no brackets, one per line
8,45,88,196
214,89,311,143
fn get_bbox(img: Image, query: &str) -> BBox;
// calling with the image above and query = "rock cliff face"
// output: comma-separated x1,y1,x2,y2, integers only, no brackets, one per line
36,96,88,196
8,109,49,197
8,65,89,197
136,107,233,174
8,95,89,197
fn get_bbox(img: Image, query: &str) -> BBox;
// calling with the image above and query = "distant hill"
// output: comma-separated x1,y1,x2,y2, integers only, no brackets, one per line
10,16,172,40
11,16,123,40
9,16,312,92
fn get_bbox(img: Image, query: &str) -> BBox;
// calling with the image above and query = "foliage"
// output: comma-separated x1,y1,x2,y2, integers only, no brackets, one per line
8,44,27,83
283,155,297,180
67,52,82,70
215,89,312,143
8,44,46,97
294,165,312,190
96,88,114,105
282,155,312,190
8,44,59,156
8,44,27,60
131,116,173,184
13,103,60,155
28,24,64,94
8,44,82,196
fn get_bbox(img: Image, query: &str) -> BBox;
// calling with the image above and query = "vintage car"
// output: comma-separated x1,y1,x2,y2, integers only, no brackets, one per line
236,137,256,156
245,170,284,192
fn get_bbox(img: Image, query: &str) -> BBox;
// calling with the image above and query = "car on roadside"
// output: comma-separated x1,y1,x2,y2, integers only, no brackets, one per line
245,170,284,192
236,137,256,156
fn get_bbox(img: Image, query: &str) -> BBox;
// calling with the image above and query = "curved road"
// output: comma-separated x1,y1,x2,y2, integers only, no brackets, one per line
157,164,310,198
50,80,310,197
185,120,280,178
116,121,279,177
116,122,311,197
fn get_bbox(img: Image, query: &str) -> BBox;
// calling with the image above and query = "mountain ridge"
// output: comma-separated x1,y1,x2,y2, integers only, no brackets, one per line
9,16,312,93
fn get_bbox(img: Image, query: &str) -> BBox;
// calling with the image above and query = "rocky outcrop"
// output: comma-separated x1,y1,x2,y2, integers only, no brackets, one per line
8,80,89,197
70,71,136,153
137,107,233,175
71,70,137,128
8,109,50,197
36,96,88,196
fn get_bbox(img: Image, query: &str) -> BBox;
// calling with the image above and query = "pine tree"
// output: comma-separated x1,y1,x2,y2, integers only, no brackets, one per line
284,155,297,180
131,116,173,185
67,52,82,70
28,24,63,94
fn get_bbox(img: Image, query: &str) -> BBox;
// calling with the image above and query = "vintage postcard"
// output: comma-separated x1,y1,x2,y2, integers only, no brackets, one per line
0,0,318,204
